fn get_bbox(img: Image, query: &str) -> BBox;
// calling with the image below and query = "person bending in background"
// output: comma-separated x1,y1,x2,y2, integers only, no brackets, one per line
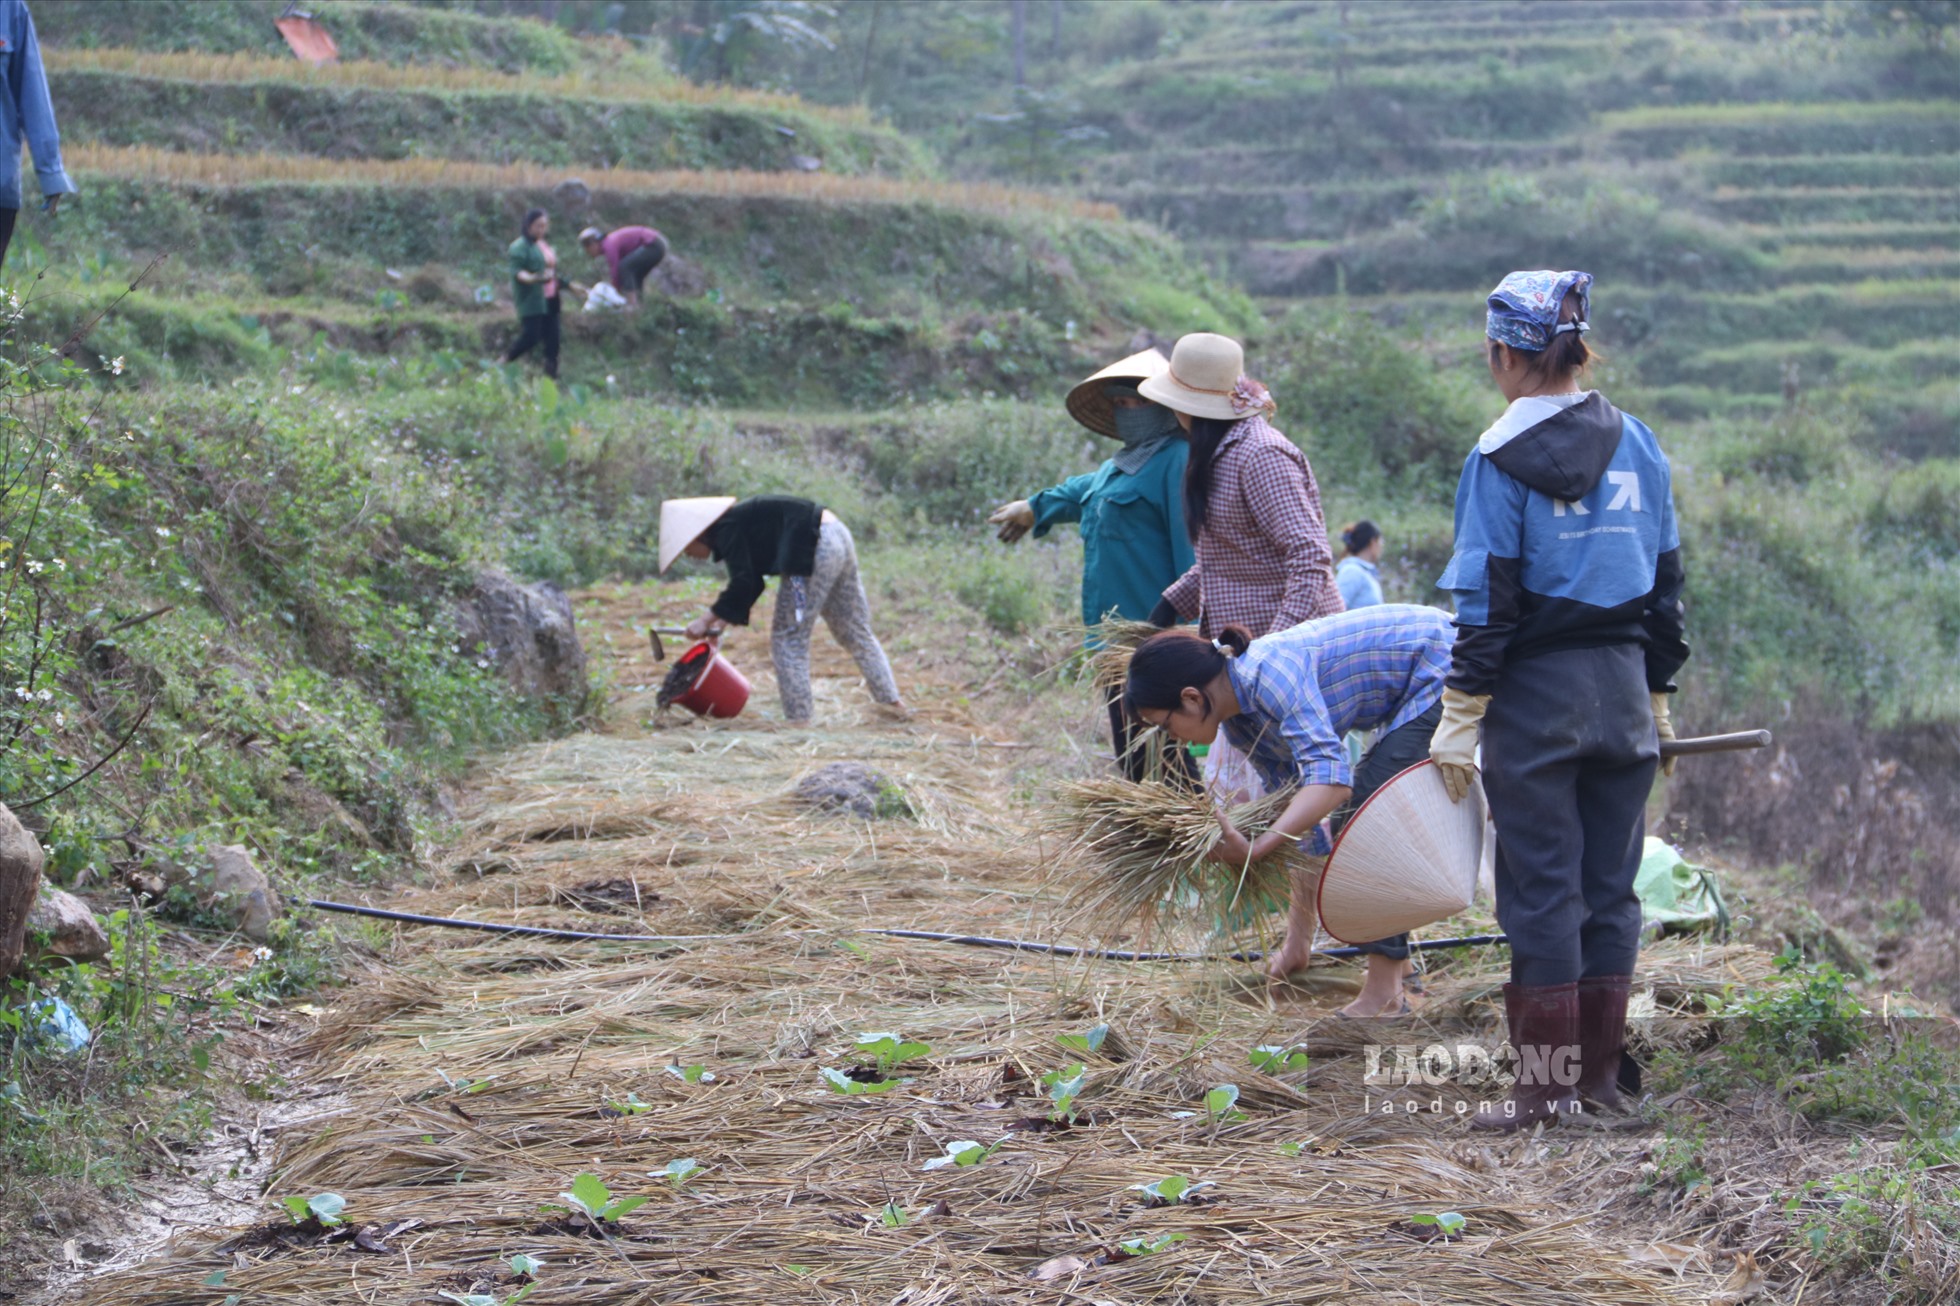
1123,605,1455,1016
0,0,76,273
578,223,668,309
1430,269,1688,1131
1336,520,1386,610
503,208,561,379
988,348,1193,780
659,494,909,726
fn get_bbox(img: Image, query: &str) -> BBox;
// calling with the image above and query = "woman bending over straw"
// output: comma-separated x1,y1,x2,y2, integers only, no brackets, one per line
1125,605,1455,1017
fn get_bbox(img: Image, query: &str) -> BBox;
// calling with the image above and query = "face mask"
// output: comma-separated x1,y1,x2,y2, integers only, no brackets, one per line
1112,403,1182,447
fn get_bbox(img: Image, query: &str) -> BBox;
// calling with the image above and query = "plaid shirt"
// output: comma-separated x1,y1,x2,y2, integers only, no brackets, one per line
1162,414,1342,638
1223,605,1454,850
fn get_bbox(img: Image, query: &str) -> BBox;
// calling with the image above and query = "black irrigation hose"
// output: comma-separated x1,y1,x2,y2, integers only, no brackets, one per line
305,899,1507,963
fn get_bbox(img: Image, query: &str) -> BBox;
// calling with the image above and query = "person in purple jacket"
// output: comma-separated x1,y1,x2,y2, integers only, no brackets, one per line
577,224,669,309
0,0,76,274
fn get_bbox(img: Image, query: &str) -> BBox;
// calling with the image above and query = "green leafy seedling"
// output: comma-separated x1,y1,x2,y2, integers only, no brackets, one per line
1040,1062,1088,1123
1055,1023,1109,1056
659,1157,706,1188
854,1031,933,1071
1249,1044,1310,1073
922,1138,1004,1170
1132,1175,1215,1205
507,1253,545,1278
607,1093,654,1115
280,1193,346,1227
785,1264,814,1276
1410,1211,1468,1237
665,1063,716,1083
1117,1232,1186,1256
1204,1084,1248,1124
820,1066,901,1095
437,1069,495,1095
1277,1141,1306,1157
879,1202,908,1227
547,1171,648,1223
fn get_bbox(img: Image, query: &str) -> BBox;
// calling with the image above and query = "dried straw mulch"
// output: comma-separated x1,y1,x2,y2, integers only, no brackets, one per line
73,710,1754,1305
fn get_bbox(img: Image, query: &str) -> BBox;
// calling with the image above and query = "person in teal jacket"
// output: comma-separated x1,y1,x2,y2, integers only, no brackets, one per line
989,348,1193,779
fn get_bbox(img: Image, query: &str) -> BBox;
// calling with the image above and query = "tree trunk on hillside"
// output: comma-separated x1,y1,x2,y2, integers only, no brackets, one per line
1011,0,1027,87
0,802,47,977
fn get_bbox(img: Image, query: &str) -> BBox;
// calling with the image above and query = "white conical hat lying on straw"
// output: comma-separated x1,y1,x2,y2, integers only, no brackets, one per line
1317,760,1486,945
659,496,737,573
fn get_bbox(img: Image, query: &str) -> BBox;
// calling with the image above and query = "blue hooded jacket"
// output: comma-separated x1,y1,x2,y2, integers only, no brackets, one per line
1437,391,1688,695
0,0,73,211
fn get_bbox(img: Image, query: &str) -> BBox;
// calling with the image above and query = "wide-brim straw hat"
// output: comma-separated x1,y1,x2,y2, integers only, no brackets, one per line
1065,348,1171,439
1137,332,1254,422
1316,760,1486,945
659,496,737,574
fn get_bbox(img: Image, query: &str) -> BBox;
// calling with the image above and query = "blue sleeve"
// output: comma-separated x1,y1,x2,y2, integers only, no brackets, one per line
1029,471,1097,536
12,6,73,198
1161,446,1195,576
1643,452,1689,691
1437,451,1528,695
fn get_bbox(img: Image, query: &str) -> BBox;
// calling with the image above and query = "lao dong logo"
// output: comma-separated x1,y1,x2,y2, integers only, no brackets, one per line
1362,1040,1580,1091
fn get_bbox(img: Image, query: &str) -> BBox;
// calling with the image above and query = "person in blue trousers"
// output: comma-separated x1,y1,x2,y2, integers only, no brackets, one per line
0,0,76,273
989,348,1194,779
1429,269,1689,1132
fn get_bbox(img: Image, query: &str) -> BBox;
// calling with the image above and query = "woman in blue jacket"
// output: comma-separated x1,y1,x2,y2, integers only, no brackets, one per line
989,349,1193,779
1429,270,1689,1132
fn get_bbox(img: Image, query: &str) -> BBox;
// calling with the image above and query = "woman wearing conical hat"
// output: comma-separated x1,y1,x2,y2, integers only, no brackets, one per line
1122,605,1456,1017
659,495,908,726
987,347,1194,780
1429,270,1688,1132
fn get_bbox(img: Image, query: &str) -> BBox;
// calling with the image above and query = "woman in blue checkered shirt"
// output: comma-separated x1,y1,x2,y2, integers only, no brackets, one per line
1126,604,1454,1017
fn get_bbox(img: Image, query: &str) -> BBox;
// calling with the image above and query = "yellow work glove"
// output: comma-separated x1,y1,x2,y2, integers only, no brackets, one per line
1429,687,1491,804
1651,692,1678,777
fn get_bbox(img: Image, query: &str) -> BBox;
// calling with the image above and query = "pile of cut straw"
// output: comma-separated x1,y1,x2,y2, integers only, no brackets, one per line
1047,776,1301,939
1085,616,1162,691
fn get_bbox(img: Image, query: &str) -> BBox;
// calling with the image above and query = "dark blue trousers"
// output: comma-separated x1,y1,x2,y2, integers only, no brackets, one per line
1481,644,1657,988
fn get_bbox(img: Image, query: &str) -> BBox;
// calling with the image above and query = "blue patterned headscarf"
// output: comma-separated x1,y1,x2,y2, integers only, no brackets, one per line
1486,269,1593,351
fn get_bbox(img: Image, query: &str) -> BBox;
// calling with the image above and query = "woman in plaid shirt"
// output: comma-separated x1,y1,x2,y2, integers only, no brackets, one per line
1125,606,1455,1017
1139,333,1342,640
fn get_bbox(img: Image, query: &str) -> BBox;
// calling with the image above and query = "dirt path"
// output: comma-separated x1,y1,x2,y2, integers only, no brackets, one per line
52,586,1752,1305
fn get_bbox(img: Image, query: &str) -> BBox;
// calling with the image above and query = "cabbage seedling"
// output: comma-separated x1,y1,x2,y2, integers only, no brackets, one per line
1410,1211,1468,1237
1249,1044,1309,1073
1040,1063,1087,1123
853,1032,933,1071
1203,1084,1247,1124
1130,1176,1215,1206
820,1066,902,1095
1117,1232,1186,1256
657,1157,706,1188
879,1202,908,1227
544,1172,648,1223
922,1138,1004,1170
280,1193,346,1227
1055,1023,1108,1056
665,1063,715,1083
606,1093,654,1115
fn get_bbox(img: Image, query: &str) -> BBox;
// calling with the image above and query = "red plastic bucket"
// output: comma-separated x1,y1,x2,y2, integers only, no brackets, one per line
671,641,751,718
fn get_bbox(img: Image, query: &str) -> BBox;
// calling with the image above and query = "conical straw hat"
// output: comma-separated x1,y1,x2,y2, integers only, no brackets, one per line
659,496,737,573
1064,347,1171,439
1316,760,1486,945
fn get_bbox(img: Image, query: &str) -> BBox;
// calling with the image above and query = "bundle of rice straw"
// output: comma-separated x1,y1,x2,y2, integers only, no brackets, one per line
1085,616,1161,691
1047,775,1301,939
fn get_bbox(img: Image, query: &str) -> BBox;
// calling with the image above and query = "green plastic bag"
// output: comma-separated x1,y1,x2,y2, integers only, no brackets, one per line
1635,837,1729,937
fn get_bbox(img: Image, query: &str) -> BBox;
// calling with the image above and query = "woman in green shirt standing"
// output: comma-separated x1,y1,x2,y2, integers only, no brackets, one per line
502,207,560,379
989,349,1193,779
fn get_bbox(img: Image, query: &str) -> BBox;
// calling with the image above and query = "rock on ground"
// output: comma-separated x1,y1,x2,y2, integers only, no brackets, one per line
455,570,589,709
0,802,47,976
792,762,912,820
210,844,278,944
26,883,110,964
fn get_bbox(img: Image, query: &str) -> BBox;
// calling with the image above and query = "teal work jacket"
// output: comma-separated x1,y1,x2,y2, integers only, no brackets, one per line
1030,439,1193,637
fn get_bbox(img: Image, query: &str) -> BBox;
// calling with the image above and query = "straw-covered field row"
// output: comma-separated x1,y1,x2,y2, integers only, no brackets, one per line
67,608,1788,1306
63,144,1115,223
